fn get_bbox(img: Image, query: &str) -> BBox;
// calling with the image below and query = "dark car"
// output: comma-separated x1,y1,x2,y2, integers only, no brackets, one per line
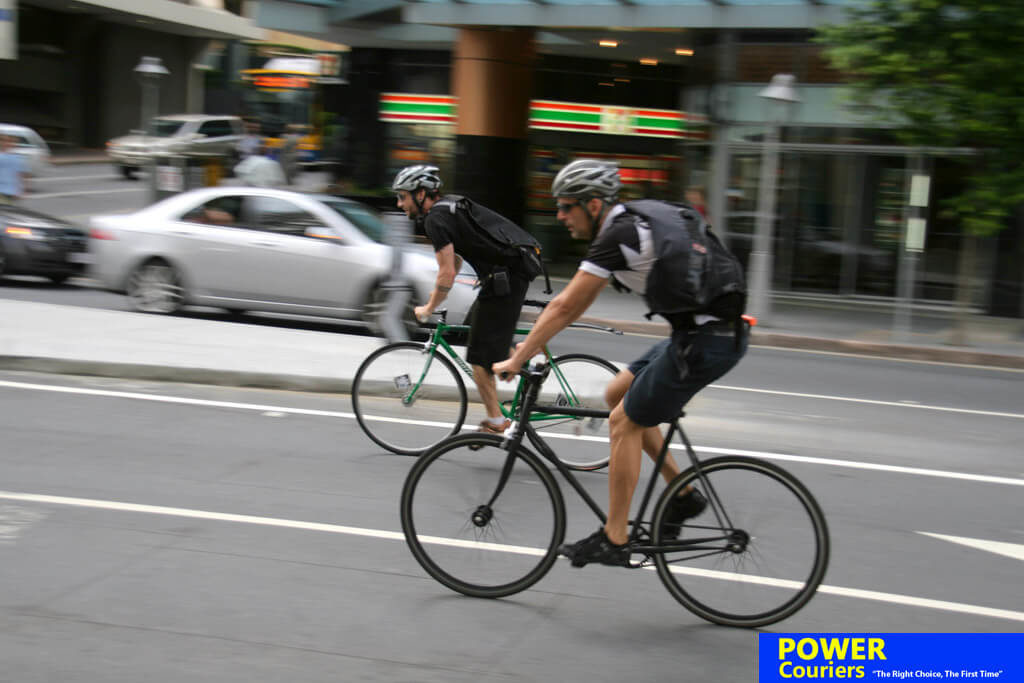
0,205,91,284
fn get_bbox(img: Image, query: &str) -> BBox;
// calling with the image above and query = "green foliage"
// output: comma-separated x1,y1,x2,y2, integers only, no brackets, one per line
817,0,1024,235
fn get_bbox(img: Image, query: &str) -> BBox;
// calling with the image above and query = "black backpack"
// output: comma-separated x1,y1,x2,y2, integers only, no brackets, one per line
623,199,746,324
432,195,548,287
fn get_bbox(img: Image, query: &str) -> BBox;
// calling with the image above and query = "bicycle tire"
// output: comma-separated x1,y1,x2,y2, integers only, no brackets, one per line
652,456,829,628
533,353,619,471
401,433,567,598
351,342,468,456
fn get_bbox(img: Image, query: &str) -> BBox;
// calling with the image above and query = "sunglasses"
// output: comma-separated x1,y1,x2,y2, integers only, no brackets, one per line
556,201,580,213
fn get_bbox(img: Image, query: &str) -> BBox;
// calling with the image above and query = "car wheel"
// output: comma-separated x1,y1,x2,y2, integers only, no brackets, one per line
126,259,184,314
120,165,137,180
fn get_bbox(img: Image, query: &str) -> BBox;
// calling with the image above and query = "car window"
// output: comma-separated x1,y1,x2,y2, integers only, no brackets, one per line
319,198,386,243
149,119,186,137
181,195,245,227
197,120,235,138
246,196,329,237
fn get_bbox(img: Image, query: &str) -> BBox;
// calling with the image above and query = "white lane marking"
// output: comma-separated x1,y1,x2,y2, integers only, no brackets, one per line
1,489,1021,623
1,379,1022,488
709,384,1024,420
919,532,1024,563
25,188,146,200
749,344,1024,373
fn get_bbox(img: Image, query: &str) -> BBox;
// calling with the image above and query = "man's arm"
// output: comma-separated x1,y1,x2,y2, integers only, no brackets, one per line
492,270,607,380
415,244,458,321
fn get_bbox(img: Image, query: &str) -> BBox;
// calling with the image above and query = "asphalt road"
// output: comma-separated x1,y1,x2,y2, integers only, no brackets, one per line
3,163,1022,679
1,361,1021,681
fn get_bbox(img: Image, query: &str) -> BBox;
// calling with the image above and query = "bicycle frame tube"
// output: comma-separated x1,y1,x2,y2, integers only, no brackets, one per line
527,402,736,555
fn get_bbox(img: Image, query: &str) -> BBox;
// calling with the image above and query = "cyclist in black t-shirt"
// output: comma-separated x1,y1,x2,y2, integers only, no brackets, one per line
393,165,531,434
493,159,748,568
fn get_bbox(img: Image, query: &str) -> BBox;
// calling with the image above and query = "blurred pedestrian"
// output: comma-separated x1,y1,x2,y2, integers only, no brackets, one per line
279,124,302,186
233,145,286,188
236,120,262,160
685,185,708,220
0,134,28,203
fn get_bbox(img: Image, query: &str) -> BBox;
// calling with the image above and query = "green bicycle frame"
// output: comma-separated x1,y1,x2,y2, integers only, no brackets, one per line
401,321,589,424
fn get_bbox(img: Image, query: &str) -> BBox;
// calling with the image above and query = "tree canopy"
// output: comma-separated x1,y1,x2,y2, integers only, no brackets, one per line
817,0,1024,235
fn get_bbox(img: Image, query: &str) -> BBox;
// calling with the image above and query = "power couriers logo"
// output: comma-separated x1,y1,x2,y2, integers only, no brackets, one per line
758,634,1021,682
776,637,886,679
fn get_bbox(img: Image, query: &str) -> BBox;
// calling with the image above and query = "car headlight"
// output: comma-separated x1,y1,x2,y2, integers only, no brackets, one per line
5,226,46,240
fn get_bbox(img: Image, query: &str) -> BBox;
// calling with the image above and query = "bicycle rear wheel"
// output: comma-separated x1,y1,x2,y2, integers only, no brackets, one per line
533,353,619,471
653,456,829,628
401,433,566,598
351,342,468,456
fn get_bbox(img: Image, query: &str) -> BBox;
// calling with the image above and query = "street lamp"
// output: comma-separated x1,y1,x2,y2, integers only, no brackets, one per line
134,56,170,131
747,73,799,324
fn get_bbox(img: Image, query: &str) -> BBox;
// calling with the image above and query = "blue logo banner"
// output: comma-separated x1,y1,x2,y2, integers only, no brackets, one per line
759,634,1022,682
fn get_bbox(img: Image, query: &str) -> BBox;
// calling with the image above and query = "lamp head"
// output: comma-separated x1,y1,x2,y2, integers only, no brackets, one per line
134,56,169,83
758,74,799,103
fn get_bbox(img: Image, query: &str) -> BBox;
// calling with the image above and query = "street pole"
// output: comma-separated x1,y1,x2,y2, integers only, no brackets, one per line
747,121,780,323
134,57,169,131
893,154,928,343
747,74,799,325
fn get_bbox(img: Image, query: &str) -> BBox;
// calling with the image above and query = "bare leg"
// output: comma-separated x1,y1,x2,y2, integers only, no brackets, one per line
604,403,645,545
472,364,503,419
605,370,681,483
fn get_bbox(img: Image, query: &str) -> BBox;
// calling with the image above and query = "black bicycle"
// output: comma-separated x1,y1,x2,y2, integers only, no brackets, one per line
400,359,830,628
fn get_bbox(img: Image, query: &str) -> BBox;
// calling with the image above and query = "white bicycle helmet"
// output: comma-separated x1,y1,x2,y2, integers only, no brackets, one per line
551,159,621,200
392,164,442,193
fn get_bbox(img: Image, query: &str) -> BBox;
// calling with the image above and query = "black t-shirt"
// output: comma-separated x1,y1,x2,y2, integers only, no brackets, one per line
423,196,505,282
578,204,656,296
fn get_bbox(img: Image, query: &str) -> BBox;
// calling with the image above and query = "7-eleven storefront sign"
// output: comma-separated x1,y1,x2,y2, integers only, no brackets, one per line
529,100,706,139
379,94,457,125
379,94,706,139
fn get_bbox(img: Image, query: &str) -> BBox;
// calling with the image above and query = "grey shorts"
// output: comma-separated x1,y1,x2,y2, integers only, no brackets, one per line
623,324,748,427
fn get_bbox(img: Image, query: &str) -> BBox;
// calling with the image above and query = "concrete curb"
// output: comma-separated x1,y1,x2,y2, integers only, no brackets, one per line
50,154,110,166
0,356,352,393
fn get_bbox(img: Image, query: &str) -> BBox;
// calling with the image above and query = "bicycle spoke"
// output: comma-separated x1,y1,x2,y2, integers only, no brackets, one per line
401,435,566,598
536,354,619,471
352,342,467,455
654,457,829,627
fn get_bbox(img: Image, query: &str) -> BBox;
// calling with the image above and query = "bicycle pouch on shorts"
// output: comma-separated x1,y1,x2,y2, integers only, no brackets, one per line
490,268,511,297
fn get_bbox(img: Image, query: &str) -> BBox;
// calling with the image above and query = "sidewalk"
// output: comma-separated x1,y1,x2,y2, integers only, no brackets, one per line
1,284,1021,395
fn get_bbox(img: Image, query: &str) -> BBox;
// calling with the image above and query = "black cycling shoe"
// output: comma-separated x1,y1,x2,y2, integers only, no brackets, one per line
659,488,708,540
558,528,630,568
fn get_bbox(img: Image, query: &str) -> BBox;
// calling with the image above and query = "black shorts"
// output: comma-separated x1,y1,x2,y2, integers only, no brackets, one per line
623,324,748,427
465,274,530,371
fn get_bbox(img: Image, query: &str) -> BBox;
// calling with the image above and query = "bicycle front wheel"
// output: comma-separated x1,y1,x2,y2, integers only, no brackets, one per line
401,433,566,598
534,353,620,471
351,342,468,456
653,456,829,628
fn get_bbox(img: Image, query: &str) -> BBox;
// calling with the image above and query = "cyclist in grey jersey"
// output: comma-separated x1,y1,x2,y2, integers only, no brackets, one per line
493,159,748,568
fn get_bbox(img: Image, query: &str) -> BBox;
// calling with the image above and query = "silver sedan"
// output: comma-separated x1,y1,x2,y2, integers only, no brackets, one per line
87,187,478,327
